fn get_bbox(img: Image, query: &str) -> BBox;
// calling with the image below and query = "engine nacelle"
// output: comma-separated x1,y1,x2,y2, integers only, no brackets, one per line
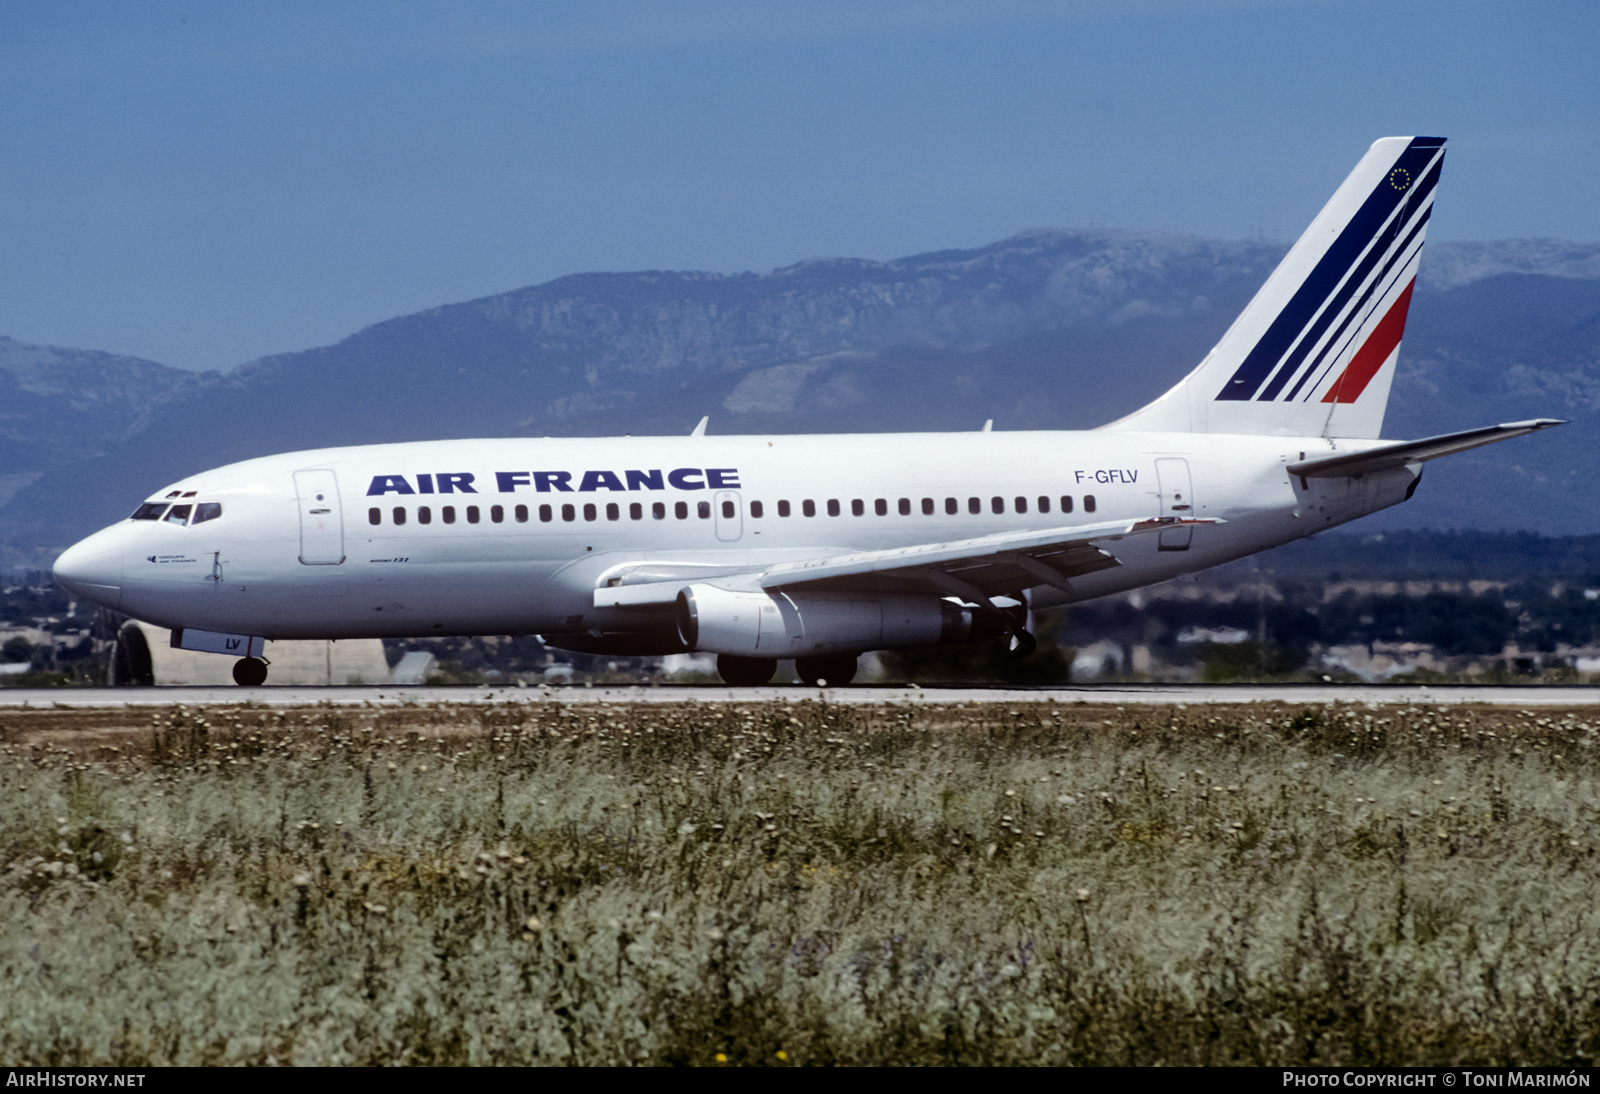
674,584,1001,657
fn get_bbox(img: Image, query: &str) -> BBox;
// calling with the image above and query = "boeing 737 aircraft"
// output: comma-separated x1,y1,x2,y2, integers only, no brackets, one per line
54,136,1561,687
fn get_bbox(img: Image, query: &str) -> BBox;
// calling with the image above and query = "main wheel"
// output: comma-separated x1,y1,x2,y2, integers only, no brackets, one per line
1005,630,1038,660
795,653,857,687
716,654,777,686
232,657,268,686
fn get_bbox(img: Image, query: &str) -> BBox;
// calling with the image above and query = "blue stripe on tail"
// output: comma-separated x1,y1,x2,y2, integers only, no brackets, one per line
1215,137,1445,402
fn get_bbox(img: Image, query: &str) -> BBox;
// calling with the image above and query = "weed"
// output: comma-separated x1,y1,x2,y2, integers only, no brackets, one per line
0,699,1596,1064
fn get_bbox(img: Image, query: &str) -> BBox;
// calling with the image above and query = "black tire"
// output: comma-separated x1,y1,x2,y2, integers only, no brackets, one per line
1006,630,1038,660
716,654,777,686
233,657,268,686
795,653,857,687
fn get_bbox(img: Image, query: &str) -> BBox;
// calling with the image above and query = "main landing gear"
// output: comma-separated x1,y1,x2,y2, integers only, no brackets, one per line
716,655,777,686
1005,629,1038,659
795,653,857,687
712,652,861,687
232,657,269,687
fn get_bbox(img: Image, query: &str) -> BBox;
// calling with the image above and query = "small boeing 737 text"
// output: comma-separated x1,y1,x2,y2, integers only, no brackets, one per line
55,136,1563,686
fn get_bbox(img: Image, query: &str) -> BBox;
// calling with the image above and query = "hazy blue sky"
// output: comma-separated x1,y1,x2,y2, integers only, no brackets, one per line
3,1,1596,371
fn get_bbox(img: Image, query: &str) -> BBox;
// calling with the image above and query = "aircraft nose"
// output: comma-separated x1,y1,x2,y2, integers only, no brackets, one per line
54,530,124,609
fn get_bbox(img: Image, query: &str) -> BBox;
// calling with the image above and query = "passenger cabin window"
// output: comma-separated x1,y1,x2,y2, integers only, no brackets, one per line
442,506,455,524
1060,496,1074,513
968,497,981,515
166,504,192,525
675,501,688,520
368,507,381,526
606,503,619,521
721,500,735,519
944,498,957,515
653,502,666,520
1084,495,1097,513
131,503,168,520
1038,496,1050,514
827,499,840,517
492,505,505,523
922,498,934,515
630,502,643,520
515,504,529,523
778,500,791,517
990,497,1004,515
393,507,406,525
898,498,910,516
583,504,597,521
802,500,816,517
698,501,711,519
418,506,432,525
467,506,481,524
750,500,764,518
562,504,576,522
851,499,864,516
1015,496,1028,514
539,504,553,522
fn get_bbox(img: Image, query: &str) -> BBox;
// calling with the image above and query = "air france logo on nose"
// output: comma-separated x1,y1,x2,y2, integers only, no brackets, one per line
366,469,741,496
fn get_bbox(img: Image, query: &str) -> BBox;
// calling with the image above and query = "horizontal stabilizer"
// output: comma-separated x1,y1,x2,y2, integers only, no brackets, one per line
1287,419,1565,479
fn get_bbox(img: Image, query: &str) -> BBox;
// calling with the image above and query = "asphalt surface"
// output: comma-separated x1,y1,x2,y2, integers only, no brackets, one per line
1,683,1596,708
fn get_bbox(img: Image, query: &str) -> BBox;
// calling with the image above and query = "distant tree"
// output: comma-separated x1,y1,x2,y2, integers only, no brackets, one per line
2,636,32,663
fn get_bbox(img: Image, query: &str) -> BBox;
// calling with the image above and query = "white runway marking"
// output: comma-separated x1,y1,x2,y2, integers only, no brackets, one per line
1,683,1595,708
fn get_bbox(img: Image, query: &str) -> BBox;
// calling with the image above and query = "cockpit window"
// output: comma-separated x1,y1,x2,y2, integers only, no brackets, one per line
131,503,168,520
191,502,222,525
165,504,193,525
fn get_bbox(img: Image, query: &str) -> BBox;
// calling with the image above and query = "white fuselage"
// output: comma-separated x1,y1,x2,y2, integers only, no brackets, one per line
54,429,1414,650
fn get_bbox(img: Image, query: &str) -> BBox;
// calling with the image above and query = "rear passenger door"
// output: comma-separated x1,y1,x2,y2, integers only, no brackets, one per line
1154,458,1193,552
294,470,345,564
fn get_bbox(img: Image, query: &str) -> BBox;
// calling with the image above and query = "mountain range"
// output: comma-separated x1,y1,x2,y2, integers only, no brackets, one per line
3,231,1597,572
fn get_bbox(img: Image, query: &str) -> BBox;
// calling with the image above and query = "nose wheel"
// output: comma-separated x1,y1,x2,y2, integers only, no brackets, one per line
232,657,268,687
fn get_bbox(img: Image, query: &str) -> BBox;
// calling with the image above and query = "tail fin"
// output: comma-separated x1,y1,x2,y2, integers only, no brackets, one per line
1104,136,1445,439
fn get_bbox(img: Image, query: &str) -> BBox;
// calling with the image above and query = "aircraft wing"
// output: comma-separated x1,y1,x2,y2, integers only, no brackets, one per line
593,516,1221,608
756,516,1218,600
1287,419,1565,479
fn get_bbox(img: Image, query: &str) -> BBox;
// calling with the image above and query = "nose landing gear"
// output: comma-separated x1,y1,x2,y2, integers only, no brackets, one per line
232,657,269,687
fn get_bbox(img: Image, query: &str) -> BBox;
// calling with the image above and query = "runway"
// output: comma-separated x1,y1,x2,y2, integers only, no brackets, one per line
1,682,1596,708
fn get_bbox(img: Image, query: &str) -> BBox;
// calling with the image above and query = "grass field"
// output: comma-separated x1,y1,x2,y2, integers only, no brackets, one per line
2,697,1598,1066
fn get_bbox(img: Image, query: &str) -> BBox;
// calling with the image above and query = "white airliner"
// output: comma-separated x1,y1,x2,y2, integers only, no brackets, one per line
54,136,1561,687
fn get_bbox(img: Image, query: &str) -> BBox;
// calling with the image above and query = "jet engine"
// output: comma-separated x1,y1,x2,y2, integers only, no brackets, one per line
673,584,1005,657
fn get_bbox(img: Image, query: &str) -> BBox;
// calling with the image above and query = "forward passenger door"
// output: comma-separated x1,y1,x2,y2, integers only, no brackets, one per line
294,469,345,564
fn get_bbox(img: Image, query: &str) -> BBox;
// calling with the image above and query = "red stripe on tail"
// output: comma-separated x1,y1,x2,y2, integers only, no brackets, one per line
1321,279,1416,404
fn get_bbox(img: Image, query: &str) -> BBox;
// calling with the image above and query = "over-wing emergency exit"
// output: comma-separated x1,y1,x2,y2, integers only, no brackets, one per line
53,137,1563,686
